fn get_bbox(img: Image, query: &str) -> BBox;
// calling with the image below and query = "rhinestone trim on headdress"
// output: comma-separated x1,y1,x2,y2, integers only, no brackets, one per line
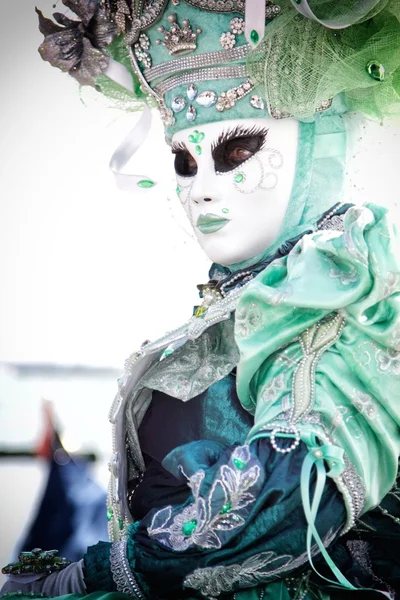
144,44,250,82
182,0,281,18
155,65,248,95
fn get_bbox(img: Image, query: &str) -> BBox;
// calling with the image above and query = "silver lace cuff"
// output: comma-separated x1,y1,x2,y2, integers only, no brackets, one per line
110,540,145,599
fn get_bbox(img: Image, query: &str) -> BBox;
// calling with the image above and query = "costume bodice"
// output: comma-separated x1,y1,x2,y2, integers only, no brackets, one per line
130,371,253,519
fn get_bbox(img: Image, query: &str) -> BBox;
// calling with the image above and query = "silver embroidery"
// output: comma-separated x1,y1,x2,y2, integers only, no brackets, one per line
319,214,345,232
329,266,359,285
183,551,293,596
141,318,239,401
350,388,378,420
147,445,260,550
259,373,285,403
290,314,346,423
382,271,399,299
110,540,145,599
375,347,400,375
235,303,265,339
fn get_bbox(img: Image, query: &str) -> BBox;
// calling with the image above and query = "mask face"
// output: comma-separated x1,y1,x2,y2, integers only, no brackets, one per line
172,118,299,266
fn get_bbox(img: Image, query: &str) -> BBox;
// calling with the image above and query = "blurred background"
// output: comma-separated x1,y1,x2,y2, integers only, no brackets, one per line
0,0,400,587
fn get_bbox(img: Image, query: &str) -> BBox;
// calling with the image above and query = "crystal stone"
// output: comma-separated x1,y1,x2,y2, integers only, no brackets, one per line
250,29,259,44
233,457,247,470
366,60,385,82
186,105,197,122
187,83,198,101
171,96,186,113
196,90,217,108
250,94,264,110
182,519,197,536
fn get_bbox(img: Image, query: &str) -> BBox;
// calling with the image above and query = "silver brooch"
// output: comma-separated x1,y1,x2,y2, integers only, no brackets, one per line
156,14,202,56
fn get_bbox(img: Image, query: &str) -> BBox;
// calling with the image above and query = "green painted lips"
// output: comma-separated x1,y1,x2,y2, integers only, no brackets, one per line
196,213,231,234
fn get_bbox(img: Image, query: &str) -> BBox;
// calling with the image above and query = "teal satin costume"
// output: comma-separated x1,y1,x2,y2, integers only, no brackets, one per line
86,202,400,599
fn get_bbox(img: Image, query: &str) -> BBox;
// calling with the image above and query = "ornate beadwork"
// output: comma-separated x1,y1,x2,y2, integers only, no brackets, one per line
270,425,301,454
156,13,202,56
110,540,145,599
144,44,250,82
230,17,245,35
155,65,248,96
183,551,300,597
290,314,346,424
126,0,169,44
147,446,261,550
2,549,70,576
216,78,254,111
182,0,281,17
134,33,152,68
220,31,236,49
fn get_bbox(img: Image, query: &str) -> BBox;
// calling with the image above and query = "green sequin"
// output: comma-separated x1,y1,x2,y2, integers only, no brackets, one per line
233,457,247,470
106,507,113,521
235,173,245,183
366,60,385,82
220,502,232,514
137,179,155,189
118,518,124,530
222,208,229,214
250,30,259,44
176,186,180,195
182,519,197,536
195,145,202,155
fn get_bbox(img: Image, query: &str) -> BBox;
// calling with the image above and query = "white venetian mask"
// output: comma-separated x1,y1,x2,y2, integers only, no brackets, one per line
172,118,299,266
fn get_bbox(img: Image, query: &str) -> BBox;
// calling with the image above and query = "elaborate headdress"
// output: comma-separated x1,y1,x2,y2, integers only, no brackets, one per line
37,0,400,241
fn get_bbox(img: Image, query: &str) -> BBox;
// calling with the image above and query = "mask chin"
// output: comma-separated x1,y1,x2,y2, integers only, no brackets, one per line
173,117,299,266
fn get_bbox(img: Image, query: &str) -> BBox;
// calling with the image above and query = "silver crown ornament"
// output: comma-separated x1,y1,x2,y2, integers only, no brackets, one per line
156,14,202,56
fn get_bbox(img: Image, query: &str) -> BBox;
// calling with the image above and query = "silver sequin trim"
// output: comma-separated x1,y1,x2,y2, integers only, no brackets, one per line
155,65,247,95
144,44,249,82
110,540,145,599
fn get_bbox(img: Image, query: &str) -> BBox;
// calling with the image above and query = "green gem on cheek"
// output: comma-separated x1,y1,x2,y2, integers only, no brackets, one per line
176,186,180,195
182,519,197,536
222,208,229,214
235,172,245,183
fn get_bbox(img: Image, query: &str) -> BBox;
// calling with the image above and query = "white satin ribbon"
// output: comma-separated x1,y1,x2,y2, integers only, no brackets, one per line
104,59,157,192
245,0,265,47
289,0,380,29
109,106,157,192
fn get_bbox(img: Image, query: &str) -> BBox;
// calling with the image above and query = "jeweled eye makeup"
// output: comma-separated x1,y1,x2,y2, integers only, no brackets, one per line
211,125,269,173
171,141,198,177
